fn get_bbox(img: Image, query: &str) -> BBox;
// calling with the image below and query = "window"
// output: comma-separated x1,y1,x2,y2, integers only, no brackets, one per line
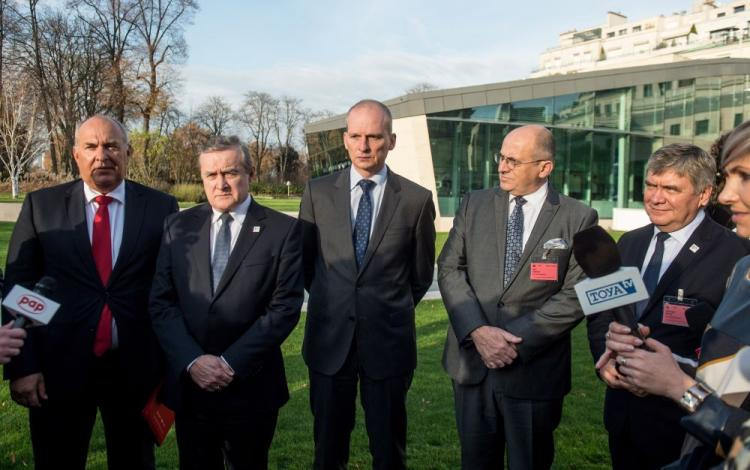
735,5,745,13
618,29,627,35
695,119,709,135
678,79,695,88
659,81,673,95
670,124,681,135
736,113,744,127
633,25,642,32
607,31,615,38
644,84,653,97
718,12,726,17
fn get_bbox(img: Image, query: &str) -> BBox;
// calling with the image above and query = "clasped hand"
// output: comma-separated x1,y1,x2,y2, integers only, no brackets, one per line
189,354,235,392
470,325,523,369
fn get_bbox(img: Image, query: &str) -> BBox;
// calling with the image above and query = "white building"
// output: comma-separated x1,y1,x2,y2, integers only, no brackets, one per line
532,0,750,77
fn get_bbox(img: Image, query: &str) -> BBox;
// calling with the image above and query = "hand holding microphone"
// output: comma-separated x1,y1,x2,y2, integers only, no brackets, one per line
0,321,26,364
4,276,59,328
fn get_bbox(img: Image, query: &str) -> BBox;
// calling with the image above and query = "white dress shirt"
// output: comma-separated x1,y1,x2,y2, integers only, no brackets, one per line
83,180,126,348
508,181,549,250
640,209,706,282
350,165,388,237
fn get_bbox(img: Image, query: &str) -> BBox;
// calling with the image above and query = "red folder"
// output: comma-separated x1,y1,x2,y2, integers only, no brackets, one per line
141,383,175,446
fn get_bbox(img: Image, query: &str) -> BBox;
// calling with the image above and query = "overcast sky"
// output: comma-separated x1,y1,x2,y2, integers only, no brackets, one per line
179,0,697,115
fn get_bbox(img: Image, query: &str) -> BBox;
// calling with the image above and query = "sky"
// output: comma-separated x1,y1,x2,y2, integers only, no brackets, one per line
179,0,698,115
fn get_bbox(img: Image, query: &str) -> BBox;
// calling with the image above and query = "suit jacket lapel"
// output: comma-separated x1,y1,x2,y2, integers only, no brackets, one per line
494,188,509,290
110,181,145,284
213,200,266,299
643,217,712,315
358,172,401,276
66,181,100,282
334,170,358,277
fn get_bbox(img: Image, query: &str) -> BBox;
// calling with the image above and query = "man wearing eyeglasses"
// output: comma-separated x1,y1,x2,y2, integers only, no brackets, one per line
440,124,598,469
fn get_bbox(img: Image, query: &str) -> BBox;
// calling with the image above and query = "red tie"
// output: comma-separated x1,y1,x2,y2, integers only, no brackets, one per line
92,195,113,356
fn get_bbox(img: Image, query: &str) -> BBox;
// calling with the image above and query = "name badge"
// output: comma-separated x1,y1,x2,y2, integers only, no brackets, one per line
662,295,697,327
530,262,558,281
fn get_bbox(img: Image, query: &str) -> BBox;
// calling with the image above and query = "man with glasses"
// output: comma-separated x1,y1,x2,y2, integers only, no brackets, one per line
440,124,598,469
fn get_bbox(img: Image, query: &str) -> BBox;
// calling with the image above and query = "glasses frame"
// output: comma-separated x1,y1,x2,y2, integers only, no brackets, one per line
493,153,550,170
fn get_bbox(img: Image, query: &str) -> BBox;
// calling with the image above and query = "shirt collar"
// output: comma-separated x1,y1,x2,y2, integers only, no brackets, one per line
211,194,252,225
653,209,705,245
508,181,548,207
83,180,126,205
350,165,388,191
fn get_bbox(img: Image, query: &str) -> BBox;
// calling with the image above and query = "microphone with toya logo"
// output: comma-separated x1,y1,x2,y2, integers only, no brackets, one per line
4,276,60,328
572,226,649,338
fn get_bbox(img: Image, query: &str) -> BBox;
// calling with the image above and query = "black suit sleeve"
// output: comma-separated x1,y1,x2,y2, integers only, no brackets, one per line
2,195,45,380
299,180,317,292
149,215,206,373
221,219,304,379
410,191,436,305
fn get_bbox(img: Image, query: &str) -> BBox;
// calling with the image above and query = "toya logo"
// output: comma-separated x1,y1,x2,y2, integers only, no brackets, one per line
17,295,46,314
585,279,637,305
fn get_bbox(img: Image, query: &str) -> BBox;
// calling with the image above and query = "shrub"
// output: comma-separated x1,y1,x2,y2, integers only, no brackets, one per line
170,183,206,203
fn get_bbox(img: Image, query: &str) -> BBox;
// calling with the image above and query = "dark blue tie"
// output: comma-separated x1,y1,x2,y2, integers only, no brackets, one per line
353,179,375,269
504,196,526,287
637,231,670,317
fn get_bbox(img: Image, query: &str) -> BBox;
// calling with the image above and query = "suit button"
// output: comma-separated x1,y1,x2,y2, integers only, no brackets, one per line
348,315,355,321
497,301,504,307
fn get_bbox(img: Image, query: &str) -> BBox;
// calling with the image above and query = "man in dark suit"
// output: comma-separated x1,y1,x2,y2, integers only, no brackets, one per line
3,115,178,469
150,136,303,470
587,144,750,470
299,99,436,470
440,124,598,469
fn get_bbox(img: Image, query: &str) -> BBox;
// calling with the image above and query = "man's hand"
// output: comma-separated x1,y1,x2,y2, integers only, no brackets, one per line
596,356,648,397
10,373,47,408
188,355,234,391
470,325,522,369
0,322,26,364
617,338,695,401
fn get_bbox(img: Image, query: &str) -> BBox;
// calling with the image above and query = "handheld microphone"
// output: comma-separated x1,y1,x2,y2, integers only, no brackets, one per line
572,226,648,334
3,277,60,328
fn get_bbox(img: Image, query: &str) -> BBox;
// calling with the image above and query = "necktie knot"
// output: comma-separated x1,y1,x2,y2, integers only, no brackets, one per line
514,196,527,208
219,212,233,225
656,231,670,243
95,195,112,207
358,179,375,193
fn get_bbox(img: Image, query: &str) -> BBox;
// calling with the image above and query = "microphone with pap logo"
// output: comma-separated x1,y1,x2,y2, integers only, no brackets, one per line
3,276,60,328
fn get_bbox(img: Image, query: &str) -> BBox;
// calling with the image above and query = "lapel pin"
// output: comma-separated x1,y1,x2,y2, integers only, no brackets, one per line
253,226,261,233
689,244,699,253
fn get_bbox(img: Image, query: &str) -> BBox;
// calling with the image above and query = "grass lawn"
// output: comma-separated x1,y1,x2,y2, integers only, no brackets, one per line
0,222,611,469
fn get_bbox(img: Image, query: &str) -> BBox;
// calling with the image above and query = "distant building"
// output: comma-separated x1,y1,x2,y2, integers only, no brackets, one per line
532,0,750,77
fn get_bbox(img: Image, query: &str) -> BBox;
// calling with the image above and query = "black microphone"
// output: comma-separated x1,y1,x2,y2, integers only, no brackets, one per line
573,226,645,340
9,277,59,328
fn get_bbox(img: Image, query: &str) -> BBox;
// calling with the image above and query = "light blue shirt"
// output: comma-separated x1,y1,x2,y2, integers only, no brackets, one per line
350,165,388,236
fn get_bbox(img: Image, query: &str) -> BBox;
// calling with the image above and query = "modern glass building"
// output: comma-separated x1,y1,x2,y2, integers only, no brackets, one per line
305,59,750,230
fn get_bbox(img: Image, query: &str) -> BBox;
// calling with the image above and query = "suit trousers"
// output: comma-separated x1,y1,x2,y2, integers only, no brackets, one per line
309,340,413,470
174,406,278,470
454,376,563,470
28,351,155,470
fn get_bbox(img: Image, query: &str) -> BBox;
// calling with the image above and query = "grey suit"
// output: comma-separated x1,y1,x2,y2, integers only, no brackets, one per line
300,167,435,469
440,185,598,469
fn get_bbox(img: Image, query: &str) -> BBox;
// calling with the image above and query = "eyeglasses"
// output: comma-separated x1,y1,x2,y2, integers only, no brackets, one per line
494,153,549,170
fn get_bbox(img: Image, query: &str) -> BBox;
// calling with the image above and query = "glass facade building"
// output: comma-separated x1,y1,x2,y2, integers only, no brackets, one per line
305,60,750,219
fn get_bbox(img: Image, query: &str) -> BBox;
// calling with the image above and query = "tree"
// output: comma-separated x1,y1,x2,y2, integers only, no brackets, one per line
273,95,303,182
131,0,197,161
0,77,47,197
405,82,437,94
238,91,277,179
194,95,233,136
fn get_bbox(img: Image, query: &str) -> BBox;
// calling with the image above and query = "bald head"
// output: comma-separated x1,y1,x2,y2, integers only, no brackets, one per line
73,115,131,193
505,125,555,162
498,124,555,196
346,99,393,135
75,115,129,147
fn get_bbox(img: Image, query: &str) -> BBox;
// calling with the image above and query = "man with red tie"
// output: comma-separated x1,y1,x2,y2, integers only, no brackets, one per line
3,115,178,469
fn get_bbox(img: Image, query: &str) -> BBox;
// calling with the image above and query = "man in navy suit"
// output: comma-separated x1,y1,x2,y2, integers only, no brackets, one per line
3,115,178,469
587,144,750,470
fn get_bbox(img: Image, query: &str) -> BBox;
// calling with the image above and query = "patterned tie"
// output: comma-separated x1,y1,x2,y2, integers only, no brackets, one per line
503,196,527,287
353,179,375,269
637,231,670,318
212,212,233,293
92,195,113,357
